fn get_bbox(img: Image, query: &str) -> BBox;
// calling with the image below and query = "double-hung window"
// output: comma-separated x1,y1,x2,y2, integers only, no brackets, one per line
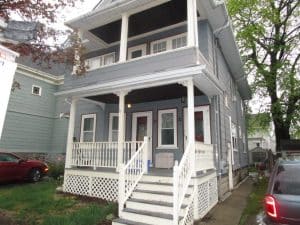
109,113,119,142
151,34,187,54
158,109,177,148
85,52,115,71
80,114,96,142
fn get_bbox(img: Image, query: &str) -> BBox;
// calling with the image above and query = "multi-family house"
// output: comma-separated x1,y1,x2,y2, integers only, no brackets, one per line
57,0,251,224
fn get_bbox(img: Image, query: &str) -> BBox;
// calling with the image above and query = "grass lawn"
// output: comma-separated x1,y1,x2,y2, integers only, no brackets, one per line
239,177,268,225
0,180,117,225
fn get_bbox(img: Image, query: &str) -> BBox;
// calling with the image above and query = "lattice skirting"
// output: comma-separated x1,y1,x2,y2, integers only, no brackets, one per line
63,169,119,202
194,172,218,220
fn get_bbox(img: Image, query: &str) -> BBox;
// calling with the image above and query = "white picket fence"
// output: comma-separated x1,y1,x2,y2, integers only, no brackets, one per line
71,141,143,169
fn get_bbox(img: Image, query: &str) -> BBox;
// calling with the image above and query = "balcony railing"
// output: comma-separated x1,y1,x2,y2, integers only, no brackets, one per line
71,141,143,169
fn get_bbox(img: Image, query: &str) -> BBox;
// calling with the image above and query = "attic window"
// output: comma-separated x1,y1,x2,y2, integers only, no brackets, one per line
32,85,42,96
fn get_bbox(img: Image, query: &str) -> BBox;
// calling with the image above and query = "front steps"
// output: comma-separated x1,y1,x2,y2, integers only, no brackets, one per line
112,174,193,225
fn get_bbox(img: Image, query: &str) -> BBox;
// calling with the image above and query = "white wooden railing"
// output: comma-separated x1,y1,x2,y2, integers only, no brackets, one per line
71,141,143,169
119,137,148,216
173,142,194,225
195,142,215,171
180,186,196,225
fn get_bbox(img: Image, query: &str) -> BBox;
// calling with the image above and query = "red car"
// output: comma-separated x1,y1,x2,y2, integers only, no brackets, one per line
0,152,48,183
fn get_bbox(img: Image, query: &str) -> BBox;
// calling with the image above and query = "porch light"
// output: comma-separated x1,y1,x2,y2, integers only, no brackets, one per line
127,104,132,109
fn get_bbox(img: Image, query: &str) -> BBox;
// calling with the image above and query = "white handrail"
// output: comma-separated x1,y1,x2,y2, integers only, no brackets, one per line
173,142,194,225
119,137,148,216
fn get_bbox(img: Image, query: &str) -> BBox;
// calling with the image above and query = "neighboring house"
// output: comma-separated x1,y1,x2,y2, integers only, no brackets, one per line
0,57,70,162
57,0,251,224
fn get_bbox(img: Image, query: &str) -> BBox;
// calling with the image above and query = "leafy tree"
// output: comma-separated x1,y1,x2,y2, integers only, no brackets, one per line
227,0,300,150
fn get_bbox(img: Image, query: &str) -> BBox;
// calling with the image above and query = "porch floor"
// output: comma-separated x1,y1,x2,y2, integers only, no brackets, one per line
68,167,173,177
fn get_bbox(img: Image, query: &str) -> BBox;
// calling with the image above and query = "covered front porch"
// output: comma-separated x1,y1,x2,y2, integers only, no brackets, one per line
65,78,217,172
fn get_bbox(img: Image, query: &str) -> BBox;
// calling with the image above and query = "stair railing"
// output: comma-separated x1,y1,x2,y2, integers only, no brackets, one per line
118,136,148,216
173,141,194,225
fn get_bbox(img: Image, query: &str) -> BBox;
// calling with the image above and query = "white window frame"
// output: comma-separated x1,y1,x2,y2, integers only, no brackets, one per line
128,44,147,60
231,122,238,152
108,113,126,142
80,114,96,142
224,93,230,108
150,33,187,54
85,52,115,71
32,85,42,96
243,134,247,153
158,109,178,149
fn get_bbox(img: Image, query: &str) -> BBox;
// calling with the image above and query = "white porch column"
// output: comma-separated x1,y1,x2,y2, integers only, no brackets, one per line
187,0,199,47
65,98,78,169
117,91,127,171
119,13,129,62
186,79,196,175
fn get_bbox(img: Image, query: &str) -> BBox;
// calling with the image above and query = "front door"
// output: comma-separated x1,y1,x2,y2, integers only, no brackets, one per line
132,111,153,164
184,106,211,148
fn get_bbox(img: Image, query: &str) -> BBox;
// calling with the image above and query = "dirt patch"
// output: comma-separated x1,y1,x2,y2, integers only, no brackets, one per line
0,210,17,225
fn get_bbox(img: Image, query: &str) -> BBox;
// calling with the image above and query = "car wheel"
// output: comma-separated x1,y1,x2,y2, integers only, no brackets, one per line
29,169,41,182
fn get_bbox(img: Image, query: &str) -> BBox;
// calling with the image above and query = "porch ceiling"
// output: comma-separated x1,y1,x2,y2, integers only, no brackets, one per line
89,0,187,44
87,83,203,104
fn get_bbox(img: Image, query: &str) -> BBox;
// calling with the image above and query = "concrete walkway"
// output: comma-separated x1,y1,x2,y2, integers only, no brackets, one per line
196,178,253,225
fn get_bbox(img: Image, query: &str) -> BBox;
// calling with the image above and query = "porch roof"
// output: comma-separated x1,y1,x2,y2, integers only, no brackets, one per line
55,65,225,99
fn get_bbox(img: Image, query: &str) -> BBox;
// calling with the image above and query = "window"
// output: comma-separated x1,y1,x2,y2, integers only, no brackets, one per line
128,44,147,60
0,153,19,162
80,114,96,142
158,109,177,148
32,85,42,96
109,113,119,142
151,34,187,54
239,126,242,138
231,122,238,151
85,52,115,71
152,41,167,54
103,53,115,66
172,36,187,49
224,93,229,108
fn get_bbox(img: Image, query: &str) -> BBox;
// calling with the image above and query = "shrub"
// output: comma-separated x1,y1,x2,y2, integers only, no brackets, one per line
47,163,64,180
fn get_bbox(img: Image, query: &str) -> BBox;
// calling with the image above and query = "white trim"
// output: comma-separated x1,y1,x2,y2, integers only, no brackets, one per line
158,108,177,149
55,63,206,97
229,116,235,165
17,64,64,85
150,33,187,54
132,111,153,162
183,105,211,147
79,98,106,110
31,85,42,96
80,114,96,142
128,44,147,60
108,113,119,142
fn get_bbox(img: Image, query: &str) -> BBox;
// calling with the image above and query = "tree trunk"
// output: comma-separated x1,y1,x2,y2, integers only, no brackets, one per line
274,123,291,152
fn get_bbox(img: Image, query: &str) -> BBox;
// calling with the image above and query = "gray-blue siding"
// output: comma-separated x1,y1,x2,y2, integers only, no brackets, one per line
0,73,68,153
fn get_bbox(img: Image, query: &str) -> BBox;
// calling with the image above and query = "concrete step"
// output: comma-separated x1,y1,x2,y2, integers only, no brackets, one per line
121,208,174,225
126,198,187,215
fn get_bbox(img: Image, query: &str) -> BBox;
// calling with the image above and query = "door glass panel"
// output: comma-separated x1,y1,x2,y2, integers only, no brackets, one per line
136,116,147,141
195,111,204,142
83,132,94,142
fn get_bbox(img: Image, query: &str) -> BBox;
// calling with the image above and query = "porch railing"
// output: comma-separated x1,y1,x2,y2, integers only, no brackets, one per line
71,141,143,169
195,142,215,171
118,137,148,216
173,141,194,225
